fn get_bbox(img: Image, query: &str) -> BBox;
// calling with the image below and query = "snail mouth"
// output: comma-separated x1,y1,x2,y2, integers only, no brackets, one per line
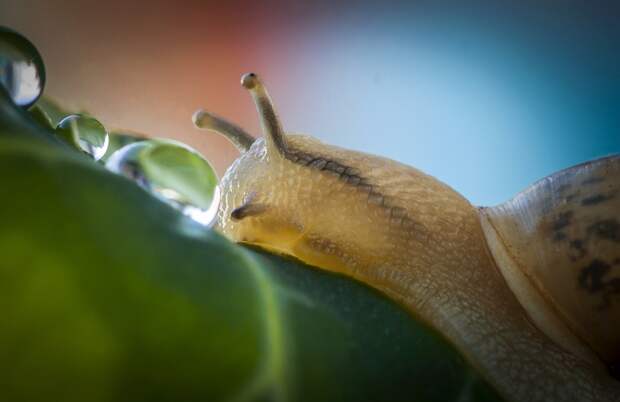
238,239,298,260
238,237,354,278
232,217,304,257
234,222,356,277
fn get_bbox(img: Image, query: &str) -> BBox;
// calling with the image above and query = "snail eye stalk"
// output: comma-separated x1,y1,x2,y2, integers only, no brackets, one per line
241,73,288,155
193,109,255,153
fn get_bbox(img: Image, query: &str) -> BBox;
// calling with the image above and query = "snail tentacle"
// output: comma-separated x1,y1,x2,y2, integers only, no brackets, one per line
241,73,288,155
193,109,255,153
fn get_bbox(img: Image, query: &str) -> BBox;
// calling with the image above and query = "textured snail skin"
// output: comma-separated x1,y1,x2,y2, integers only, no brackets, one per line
216,135,620,402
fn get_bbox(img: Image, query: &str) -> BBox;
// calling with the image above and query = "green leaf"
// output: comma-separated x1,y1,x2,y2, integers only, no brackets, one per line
29,96,67,128
0,106,503,402
0,88,63,145
28,102,54,129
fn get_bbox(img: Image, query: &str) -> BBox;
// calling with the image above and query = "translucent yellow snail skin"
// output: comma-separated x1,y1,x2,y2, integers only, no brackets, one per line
193,73,620,402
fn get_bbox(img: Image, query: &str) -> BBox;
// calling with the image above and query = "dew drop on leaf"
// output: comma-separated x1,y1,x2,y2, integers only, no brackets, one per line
56,114,109,160
105,139,220,226
0,27,45,108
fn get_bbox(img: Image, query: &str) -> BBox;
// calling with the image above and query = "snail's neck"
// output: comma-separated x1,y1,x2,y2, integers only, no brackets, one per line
359,200,617,402
354,197,506,341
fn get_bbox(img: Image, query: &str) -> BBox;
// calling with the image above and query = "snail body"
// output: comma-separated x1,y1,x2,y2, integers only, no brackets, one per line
194,73,620,402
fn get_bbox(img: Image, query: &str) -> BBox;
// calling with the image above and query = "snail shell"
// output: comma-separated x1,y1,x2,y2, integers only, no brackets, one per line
194,73,620,402
481,155,620,365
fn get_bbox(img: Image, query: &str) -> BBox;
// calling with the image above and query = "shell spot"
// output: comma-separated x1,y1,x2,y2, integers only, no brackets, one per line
581,192,617,206
581,176,606,186
587,219,620,243
547,210,574,242
568,239,587,261
578,259,620,310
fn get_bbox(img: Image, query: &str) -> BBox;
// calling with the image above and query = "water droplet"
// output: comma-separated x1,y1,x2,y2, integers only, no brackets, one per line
0,27,45,108
100,130,146,162
56,114,109,160
105,139,220,226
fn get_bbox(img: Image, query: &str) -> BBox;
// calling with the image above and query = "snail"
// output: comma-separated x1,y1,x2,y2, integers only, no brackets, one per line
193,73,620,402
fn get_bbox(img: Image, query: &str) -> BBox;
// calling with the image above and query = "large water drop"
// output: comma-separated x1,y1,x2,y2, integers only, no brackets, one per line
56,114,109,160
105,139,220,226
0,27,45,108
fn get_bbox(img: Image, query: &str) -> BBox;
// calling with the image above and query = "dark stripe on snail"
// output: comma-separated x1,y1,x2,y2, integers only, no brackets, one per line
282,145,426,235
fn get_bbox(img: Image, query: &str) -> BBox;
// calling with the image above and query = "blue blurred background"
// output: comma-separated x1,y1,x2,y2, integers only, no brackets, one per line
1,0,618,205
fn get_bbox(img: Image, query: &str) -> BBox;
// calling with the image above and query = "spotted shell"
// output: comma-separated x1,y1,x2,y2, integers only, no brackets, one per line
481,155,620,366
